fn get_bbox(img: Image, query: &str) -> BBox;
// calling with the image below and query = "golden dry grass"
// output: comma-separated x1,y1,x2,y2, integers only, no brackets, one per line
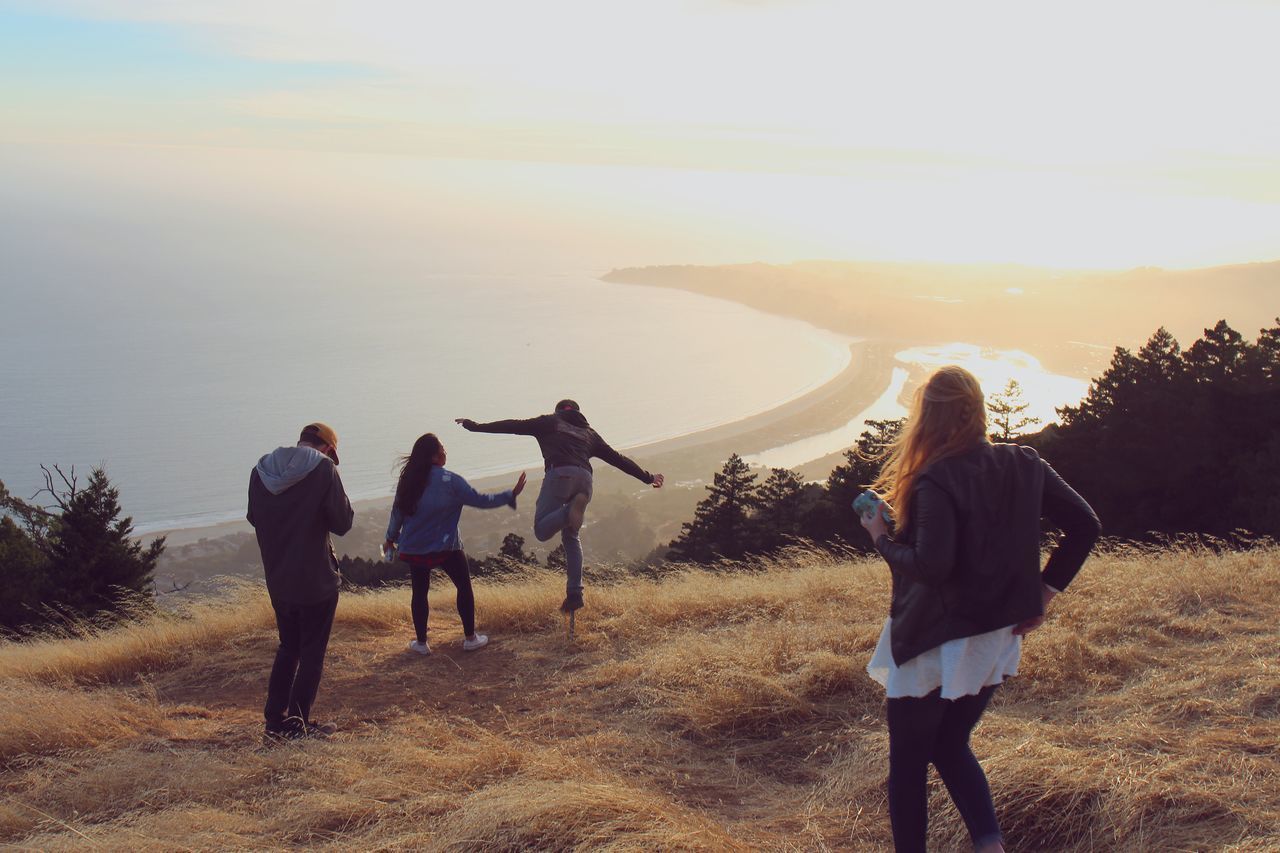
0,546,1277,850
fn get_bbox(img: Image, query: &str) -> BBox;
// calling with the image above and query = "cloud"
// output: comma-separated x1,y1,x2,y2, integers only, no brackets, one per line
23,1,1274,164
8,0,1280,256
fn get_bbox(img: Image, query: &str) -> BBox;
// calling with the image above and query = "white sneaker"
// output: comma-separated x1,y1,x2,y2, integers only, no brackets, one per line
407,640,431,655
462,634,489,651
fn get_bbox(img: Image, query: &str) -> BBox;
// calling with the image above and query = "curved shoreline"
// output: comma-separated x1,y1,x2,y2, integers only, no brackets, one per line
623,338,898,478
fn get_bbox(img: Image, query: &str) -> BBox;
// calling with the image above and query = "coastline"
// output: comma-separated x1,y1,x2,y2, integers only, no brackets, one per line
152,338,899,547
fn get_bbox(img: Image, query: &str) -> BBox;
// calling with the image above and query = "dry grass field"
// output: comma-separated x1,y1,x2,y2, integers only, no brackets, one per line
0,545,1277,851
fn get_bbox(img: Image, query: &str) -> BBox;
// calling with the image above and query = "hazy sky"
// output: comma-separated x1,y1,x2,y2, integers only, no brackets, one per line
3,0,1279,271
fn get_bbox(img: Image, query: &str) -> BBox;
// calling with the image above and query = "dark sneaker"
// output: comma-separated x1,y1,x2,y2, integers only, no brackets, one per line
565,492,589,533
304,720,338,738
559,591,584,614
264,715,306,744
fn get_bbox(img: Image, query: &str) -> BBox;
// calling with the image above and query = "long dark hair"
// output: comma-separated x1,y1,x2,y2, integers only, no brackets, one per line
393,433,442,516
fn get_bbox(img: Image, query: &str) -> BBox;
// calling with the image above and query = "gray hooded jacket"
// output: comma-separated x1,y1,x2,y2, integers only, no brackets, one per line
247,446,354,606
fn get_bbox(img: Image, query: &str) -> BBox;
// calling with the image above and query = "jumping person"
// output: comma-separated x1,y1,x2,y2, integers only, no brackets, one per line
248,422,354,742
858,366,1100,852
384,433,525,655
456,400,664,614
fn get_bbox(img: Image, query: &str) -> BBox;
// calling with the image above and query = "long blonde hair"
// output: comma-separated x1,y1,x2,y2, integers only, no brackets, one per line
872,365,988,531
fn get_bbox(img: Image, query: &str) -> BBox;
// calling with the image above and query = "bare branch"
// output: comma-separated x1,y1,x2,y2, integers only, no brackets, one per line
153,575,192,595
32,463,77,512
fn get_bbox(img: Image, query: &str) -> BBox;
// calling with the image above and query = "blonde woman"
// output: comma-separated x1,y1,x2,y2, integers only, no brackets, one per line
858,366,1100,853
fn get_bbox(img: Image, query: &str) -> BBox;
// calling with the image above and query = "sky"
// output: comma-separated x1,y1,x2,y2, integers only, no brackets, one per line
2,0,1279,271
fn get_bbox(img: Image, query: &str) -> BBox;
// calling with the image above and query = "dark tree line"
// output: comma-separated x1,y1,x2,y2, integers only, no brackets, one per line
669,317,1279,563
1029,319,1280,540
0,466,164,632
667,418,905,564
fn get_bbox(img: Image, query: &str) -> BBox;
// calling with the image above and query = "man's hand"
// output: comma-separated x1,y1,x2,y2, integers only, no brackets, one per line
1013,583,1058,636
651,473,665,489
512,471,527,498
455,418,477,431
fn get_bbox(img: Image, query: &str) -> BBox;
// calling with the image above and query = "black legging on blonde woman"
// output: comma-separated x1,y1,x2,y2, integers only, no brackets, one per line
887,685,999,850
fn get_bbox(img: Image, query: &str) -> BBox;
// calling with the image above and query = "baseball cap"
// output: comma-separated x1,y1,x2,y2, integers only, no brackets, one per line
555,399,580,412
300,422,340,464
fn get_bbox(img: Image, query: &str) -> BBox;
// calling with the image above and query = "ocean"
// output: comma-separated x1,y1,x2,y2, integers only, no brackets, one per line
0,275,851,534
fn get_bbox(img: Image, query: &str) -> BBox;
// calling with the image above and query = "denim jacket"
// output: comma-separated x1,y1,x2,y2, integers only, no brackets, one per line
386,467,515,555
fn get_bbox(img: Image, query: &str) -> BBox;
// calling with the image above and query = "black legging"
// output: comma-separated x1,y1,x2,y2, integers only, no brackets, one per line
409,550,475,642
886,684,1001,852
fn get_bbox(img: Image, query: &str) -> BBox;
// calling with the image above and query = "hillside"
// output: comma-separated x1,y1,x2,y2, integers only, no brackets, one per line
1,547,1277,850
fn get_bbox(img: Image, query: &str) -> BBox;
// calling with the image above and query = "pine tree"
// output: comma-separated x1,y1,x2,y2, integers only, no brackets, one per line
987,379,1041,442
752,467,810,553
36,466,164,621
0,513,49,631
668,454,759,563
1185,319,1247,383
1136,327,1184,383
1256,318,1280,380
499,532,535,564
807,418,904,546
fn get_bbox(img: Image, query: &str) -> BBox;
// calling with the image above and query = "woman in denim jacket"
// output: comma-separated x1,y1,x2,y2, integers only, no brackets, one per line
384,433,526,655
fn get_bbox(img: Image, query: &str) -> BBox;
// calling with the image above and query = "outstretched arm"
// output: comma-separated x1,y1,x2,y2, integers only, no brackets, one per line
593,437,660,486
451,471,526,510
455,416,550,436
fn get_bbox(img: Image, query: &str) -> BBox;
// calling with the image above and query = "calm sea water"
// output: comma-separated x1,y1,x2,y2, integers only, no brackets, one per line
0,275,850,533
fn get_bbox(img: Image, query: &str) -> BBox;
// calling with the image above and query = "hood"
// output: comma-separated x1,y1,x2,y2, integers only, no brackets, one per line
556,409,590,428
255,446,327,495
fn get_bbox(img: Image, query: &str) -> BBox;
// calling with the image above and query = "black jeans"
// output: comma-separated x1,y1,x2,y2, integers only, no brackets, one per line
410,550,475,642
886,685,1001,852
264,593,338,725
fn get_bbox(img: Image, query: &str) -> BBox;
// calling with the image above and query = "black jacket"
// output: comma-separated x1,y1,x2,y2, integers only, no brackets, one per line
464,410,654,484
247,457,354,606
875,442,1100,666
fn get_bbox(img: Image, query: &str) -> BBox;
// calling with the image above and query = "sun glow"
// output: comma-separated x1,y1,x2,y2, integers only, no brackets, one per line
2,0,1278,268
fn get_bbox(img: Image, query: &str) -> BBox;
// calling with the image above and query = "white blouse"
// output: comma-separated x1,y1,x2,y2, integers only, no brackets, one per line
866,618,1022,699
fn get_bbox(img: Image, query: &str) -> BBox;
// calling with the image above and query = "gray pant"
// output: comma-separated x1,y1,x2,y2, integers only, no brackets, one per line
533,465,593,594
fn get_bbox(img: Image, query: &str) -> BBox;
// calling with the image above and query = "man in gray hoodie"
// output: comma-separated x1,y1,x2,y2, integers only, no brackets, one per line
247,422,354,741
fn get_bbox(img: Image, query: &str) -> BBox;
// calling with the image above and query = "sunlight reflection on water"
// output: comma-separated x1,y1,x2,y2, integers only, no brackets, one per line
745,345,1090,471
